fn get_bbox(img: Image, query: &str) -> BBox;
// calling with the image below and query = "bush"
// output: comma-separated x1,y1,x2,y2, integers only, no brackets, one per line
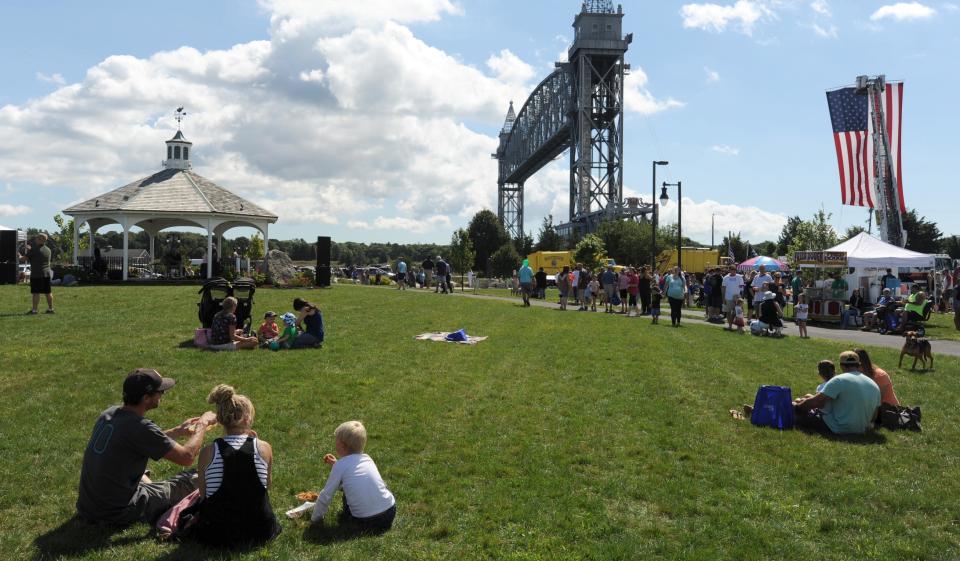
490,243,521,277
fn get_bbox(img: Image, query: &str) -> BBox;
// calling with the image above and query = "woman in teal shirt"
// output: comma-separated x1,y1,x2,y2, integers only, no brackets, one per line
664,267,687,327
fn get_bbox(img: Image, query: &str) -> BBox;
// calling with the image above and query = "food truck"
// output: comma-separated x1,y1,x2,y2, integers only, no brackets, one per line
794,250,848,322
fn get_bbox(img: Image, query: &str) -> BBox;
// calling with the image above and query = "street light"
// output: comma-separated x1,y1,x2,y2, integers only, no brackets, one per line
660,180,682,272
651,160,669,267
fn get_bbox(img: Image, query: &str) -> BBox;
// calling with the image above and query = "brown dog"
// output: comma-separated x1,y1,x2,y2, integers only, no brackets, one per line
899,331,933,370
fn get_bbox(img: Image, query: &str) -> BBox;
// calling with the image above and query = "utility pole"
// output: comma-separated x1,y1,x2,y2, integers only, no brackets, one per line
651,161,668,267
711,212,716,248
660,181,682,272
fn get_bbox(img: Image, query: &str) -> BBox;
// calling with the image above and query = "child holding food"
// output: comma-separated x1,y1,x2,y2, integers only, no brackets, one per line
308,421,395,531
257,311,279,342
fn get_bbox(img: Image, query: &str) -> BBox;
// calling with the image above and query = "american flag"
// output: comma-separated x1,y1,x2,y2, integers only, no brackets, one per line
826,83,905,211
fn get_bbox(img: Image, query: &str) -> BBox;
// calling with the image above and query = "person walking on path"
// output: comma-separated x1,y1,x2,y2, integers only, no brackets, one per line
664,267,686,327
395,258,407,290
638,267,652,315
421,257,434,290
22,233,54,314
76,368,218,525
534,267,548,300
435,257,449,294
557,266,570,310
518,260,534,307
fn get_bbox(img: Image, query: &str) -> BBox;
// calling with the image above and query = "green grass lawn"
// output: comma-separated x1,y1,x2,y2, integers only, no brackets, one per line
1,284,958,561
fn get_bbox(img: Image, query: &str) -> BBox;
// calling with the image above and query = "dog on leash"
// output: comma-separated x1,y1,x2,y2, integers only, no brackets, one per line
899,331,933,370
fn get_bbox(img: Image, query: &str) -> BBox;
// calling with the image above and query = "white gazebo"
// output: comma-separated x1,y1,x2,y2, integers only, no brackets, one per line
64,128,277,280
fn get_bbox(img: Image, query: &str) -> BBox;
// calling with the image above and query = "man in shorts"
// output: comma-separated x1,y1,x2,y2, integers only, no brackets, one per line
76,368,218,525
721,266,744,330
518,260,534,307
22,233,54,314
396,257,407,290
751,265,773,319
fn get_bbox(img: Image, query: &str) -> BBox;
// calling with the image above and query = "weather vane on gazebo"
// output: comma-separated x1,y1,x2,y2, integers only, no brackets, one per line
174,107,187,130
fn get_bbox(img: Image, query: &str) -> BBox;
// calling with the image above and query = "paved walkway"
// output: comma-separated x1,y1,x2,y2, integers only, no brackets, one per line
400,286,960,358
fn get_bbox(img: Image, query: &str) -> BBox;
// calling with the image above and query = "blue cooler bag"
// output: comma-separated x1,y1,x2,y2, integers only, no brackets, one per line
750,385,794,430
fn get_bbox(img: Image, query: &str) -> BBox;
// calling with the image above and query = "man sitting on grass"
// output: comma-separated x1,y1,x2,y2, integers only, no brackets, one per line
793,351,880,435
76,368,217,525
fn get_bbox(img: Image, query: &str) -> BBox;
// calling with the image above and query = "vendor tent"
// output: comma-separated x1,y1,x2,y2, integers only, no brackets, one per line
826,232,934,269
0,225,26,241
737,256,787,272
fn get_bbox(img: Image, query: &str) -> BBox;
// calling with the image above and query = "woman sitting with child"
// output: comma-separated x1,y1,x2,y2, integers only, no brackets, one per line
190,384,281,547
292,297,324,348
209,297,259,350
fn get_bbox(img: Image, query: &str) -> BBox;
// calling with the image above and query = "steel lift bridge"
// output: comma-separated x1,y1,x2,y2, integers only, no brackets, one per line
493,1,649,241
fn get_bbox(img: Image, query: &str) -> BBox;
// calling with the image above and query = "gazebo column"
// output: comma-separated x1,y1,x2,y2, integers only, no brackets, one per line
149,234,155,263
72,220,80,266
206,220,214,280
122,218,130,281
263,222,270,279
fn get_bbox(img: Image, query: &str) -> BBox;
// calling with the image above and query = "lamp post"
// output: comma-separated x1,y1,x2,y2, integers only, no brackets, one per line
651,160,669,267
660,181,682,272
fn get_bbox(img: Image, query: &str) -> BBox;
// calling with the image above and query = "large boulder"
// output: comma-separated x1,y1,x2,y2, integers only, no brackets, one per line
265,250,298,285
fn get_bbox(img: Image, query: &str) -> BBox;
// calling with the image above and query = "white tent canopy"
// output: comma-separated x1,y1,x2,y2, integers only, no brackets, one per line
826,232,934,269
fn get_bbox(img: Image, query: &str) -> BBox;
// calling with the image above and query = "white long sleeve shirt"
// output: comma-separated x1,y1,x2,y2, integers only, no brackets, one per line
311,453,395,522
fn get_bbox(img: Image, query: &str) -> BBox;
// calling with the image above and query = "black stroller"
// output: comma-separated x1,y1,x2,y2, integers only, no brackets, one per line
198,277,257,330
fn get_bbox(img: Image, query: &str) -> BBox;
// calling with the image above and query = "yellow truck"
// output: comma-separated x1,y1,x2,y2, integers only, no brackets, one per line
656,247,732,274
526,251,574,275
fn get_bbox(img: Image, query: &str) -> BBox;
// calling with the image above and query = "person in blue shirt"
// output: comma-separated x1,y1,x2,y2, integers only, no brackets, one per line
396,258,407,290
664,267,687,327
518,260,534,307
794,351,880,434
860,288,892,331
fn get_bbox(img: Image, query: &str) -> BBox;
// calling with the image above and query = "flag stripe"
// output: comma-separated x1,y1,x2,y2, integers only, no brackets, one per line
833,133,847,205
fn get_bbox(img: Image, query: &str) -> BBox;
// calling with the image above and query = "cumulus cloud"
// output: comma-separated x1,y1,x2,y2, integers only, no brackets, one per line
871,2,937,21
710,144,740,155
810,0,831,16
704,66,721,83
810,22,838,37
624,68,684,115
680,1,772,34
0,203,32,217
656,197,788,243
486,49,536,86
36,72,66,85
347,215,452,233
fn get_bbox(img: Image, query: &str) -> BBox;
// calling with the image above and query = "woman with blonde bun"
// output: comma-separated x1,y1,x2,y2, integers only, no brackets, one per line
188,384,280,547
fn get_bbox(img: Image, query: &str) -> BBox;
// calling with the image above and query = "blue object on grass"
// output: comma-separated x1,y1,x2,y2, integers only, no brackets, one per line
750,385,794,430
445,329,468,342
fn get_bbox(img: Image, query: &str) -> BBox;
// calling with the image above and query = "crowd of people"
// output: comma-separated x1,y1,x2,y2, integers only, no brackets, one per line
208,296,324,351
76,369,395,548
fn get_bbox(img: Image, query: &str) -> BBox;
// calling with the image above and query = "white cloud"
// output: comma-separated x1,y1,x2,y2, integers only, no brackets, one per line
680,1,772,35
871,2,937,21
810,0,831,16
486,49,537,87
36,72,66,85
624,68,684,115
656,197,788,244
347,215,452,233
810,22,838,37
945,3,959,12
298,68,324,83
710,144,740,155
261,0,462,36
704,66,721,83
0,203,31,217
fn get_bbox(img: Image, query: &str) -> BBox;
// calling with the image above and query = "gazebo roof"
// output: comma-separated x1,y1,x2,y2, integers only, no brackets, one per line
64,168,277,221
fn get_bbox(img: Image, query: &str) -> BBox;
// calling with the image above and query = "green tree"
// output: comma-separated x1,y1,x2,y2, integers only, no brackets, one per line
787,210,839,255
448,228,475,292
249,233,265,261
513,232,534,256
720,232,748,262
901,209,942,254
490,242,520,277
574,234,606,271
467,209,510,272
776,216,803,256
943,236,960,259
535,215,564,251
597,219,646,266
50,213,89,262
842,225,867,241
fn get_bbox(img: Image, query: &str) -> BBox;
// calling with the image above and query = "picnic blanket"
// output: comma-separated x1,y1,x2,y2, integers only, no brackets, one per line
415,330,488,345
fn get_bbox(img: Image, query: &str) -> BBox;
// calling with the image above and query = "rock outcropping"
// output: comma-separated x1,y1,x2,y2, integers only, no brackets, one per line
265,250,297,285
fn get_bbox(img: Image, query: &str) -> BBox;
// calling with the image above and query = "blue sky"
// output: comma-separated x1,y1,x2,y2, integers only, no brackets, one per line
1,0,957,247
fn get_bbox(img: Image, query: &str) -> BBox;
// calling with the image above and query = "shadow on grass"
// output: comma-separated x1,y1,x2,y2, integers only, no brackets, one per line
796,427,889,445
32,516,149,561
151,541,263,561
302,521,388,545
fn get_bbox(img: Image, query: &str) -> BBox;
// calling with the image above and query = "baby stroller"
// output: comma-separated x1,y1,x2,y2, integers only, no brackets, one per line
197,277,257,330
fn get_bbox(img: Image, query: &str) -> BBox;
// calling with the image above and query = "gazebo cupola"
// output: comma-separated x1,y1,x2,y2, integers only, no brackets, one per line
164,130,192,170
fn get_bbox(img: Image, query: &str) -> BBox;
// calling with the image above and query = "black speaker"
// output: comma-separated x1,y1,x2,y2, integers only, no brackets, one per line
316,236,331,287
0,262,16,285
0,230,16,263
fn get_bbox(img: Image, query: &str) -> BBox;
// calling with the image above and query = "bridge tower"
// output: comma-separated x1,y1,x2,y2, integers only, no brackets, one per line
568,0,630,234
495,102,523,241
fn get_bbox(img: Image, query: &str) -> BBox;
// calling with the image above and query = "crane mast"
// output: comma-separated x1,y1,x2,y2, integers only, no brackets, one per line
856,74,905,247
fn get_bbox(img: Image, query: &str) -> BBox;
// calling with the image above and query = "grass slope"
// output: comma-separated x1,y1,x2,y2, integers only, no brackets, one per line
0,284,958,561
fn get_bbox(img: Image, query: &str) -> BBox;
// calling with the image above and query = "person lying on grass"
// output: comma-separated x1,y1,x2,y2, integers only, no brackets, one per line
793,351,881,435
310,421,396,532
209,297,258,351
292,297,324,349
76,368,218,525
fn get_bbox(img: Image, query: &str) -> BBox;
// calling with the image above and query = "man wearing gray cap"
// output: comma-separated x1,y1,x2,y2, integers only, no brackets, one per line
76,368,217,525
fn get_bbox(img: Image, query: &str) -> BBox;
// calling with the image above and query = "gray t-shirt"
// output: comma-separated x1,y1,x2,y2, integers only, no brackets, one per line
76,406,174,523
28,245,52,276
